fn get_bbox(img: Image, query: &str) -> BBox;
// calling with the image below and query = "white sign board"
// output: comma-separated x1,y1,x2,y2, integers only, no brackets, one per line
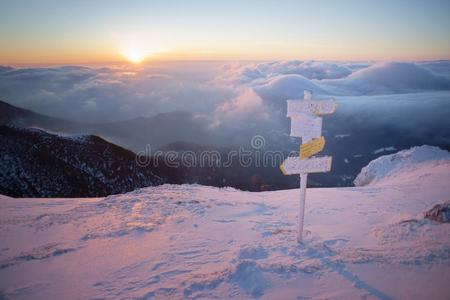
281,90,337,243
280,156,332,175
290,113,322,142
287,99,336,117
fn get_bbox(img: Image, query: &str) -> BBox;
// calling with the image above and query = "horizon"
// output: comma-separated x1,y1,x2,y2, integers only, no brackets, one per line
1,0,450,65
3,58,450,69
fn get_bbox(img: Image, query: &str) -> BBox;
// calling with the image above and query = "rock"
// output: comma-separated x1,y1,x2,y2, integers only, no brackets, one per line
424,202,450,223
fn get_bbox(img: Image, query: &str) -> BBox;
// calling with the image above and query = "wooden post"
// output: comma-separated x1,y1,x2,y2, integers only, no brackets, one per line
298,172,308,242
298,85,311,242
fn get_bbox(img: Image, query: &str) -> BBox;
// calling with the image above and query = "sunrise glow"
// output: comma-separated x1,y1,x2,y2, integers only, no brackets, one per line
121,47,147,64
1,1,449,64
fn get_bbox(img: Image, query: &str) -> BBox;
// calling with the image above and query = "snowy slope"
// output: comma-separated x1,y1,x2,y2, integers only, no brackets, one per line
354,145,450,186
1,148,450,299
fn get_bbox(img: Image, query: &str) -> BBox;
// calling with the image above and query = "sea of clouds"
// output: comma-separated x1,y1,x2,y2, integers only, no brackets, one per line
1,60,449,133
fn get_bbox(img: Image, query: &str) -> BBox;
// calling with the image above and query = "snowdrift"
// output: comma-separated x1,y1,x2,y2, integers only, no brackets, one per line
354,145,450,186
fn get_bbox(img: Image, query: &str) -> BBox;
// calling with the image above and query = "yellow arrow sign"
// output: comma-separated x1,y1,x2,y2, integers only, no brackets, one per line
300,136,325,160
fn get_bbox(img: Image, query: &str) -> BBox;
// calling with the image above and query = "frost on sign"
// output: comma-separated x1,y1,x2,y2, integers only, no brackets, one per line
290,113,322,142
280,156,332,175
287,99,336,117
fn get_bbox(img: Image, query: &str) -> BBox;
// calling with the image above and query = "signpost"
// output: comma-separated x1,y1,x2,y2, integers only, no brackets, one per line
281,90,336,242
280,156,332,175
290,113,322,142
300,136,325,160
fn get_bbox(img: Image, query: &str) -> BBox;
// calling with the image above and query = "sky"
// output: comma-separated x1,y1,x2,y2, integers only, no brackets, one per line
0,0,449,64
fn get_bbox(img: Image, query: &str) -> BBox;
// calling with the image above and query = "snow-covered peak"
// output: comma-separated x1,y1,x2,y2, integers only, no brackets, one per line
354,145,450,186
2,166,450,299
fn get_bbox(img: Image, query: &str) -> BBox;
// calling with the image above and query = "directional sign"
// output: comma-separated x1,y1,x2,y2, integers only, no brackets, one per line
280,156,332,175
281,90,337,243
290,113,322,142
287,99,336,117
300,136,325,160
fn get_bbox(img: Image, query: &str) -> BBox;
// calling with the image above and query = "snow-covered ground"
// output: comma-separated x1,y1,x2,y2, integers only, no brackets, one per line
1,147,450,299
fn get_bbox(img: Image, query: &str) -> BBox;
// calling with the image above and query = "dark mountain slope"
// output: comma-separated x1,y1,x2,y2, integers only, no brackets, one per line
0,126,162,197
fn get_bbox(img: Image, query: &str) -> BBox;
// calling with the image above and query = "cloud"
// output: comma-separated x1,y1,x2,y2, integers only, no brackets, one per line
211,89,284,140
213,89,269,127
1,61,449,131
214,60,353,86
210,62,341,130
258,60,352,80
0,64,234,122
253,74,328,102
215,61,450,100
323,62,450,95
1,61,450,157
82,99,98,111
417,61,450,79
217,89,264,114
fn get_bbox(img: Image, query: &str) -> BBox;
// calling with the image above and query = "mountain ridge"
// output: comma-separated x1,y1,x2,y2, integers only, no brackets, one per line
0,125,163,197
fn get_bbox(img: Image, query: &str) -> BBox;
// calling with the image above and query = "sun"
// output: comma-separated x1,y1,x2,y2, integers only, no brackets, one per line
121,47,147,64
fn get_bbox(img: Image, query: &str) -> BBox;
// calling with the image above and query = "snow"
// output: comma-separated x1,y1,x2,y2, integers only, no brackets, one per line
26,127,89,142
373,146,397,155
354,145,450,186
1,147,450,299
335,133,350,139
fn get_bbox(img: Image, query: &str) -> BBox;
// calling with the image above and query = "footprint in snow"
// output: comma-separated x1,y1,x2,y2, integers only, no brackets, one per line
237,245,269,261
